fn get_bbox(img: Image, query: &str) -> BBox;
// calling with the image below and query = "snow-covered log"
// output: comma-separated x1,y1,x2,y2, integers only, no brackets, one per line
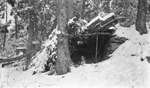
68,12,124,35
86,13,115,27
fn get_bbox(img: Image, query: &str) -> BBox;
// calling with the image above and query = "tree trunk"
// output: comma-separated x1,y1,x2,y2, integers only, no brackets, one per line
15,15,18,39
55,0,72,75
14,1,18,39
81,0,86,18
135,0,147,35
25,9,36,70
25,25,34,70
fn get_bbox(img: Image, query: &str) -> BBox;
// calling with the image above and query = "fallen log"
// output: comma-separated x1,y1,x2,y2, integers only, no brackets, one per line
0,50,37,64
0,54,26,64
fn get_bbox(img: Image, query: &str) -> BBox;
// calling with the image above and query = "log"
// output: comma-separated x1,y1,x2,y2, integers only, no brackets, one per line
0,50,37,64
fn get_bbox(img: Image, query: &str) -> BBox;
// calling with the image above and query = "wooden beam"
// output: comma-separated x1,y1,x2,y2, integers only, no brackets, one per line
60,32,112,38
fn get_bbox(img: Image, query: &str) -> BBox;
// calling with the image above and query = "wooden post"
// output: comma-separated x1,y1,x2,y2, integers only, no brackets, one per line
95,35,98,63
3,0,8,51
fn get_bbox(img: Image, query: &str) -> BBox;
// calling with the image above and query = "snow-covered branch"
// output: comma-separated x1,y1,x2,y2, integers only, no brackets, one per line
16,6,33,12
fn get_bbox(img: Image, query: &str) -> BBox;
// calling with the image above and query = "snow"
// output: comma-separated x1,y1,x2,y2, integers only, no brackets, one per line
68,17,76,24
102,13,115,21
68,13,115,34
68,17,88,33
0,3,15,31
29,27,58,73
1,24,150,88
86,12,115,27
85,15,100,27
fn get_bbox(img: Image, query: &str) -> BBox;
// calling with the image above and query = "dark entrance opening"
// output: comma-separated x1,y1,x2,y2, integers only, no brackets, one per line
69,31,127,65
68,13,127,65
70,32,113,65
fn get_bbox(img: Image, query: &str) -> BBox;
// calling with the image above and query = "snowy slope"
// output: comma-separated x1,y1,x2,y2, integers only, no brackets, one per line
1,24,150,88
29,27,59,73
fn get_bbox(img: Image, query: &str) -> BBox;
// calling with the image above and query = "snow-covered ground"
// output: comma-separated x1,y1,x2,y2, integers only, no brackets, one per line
1,24,150,88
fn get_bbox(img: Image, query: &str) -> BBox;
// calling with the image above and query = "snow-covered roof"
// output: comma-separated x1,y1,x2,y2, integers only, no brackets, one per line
86,13,115,28
102,13,115,21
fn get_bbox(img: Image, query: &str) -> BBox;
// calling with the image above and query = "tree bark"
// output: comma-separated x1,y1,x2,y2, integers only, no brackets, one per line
55,0,72,75
14,1,18,39
135,0,147,35
81,0,86,18
15,14,18,39
25,26,33,70
25,9,36,70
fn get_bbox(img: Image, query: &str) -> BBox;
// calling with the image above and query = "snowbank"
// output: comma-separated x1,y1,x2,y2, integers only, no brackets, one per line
114,24,150,59
0,3,15,31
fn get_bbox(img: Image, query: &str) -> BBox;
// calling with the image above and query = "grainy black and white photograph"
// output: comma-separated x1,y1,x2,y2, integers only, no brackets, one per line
0,0,150,88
